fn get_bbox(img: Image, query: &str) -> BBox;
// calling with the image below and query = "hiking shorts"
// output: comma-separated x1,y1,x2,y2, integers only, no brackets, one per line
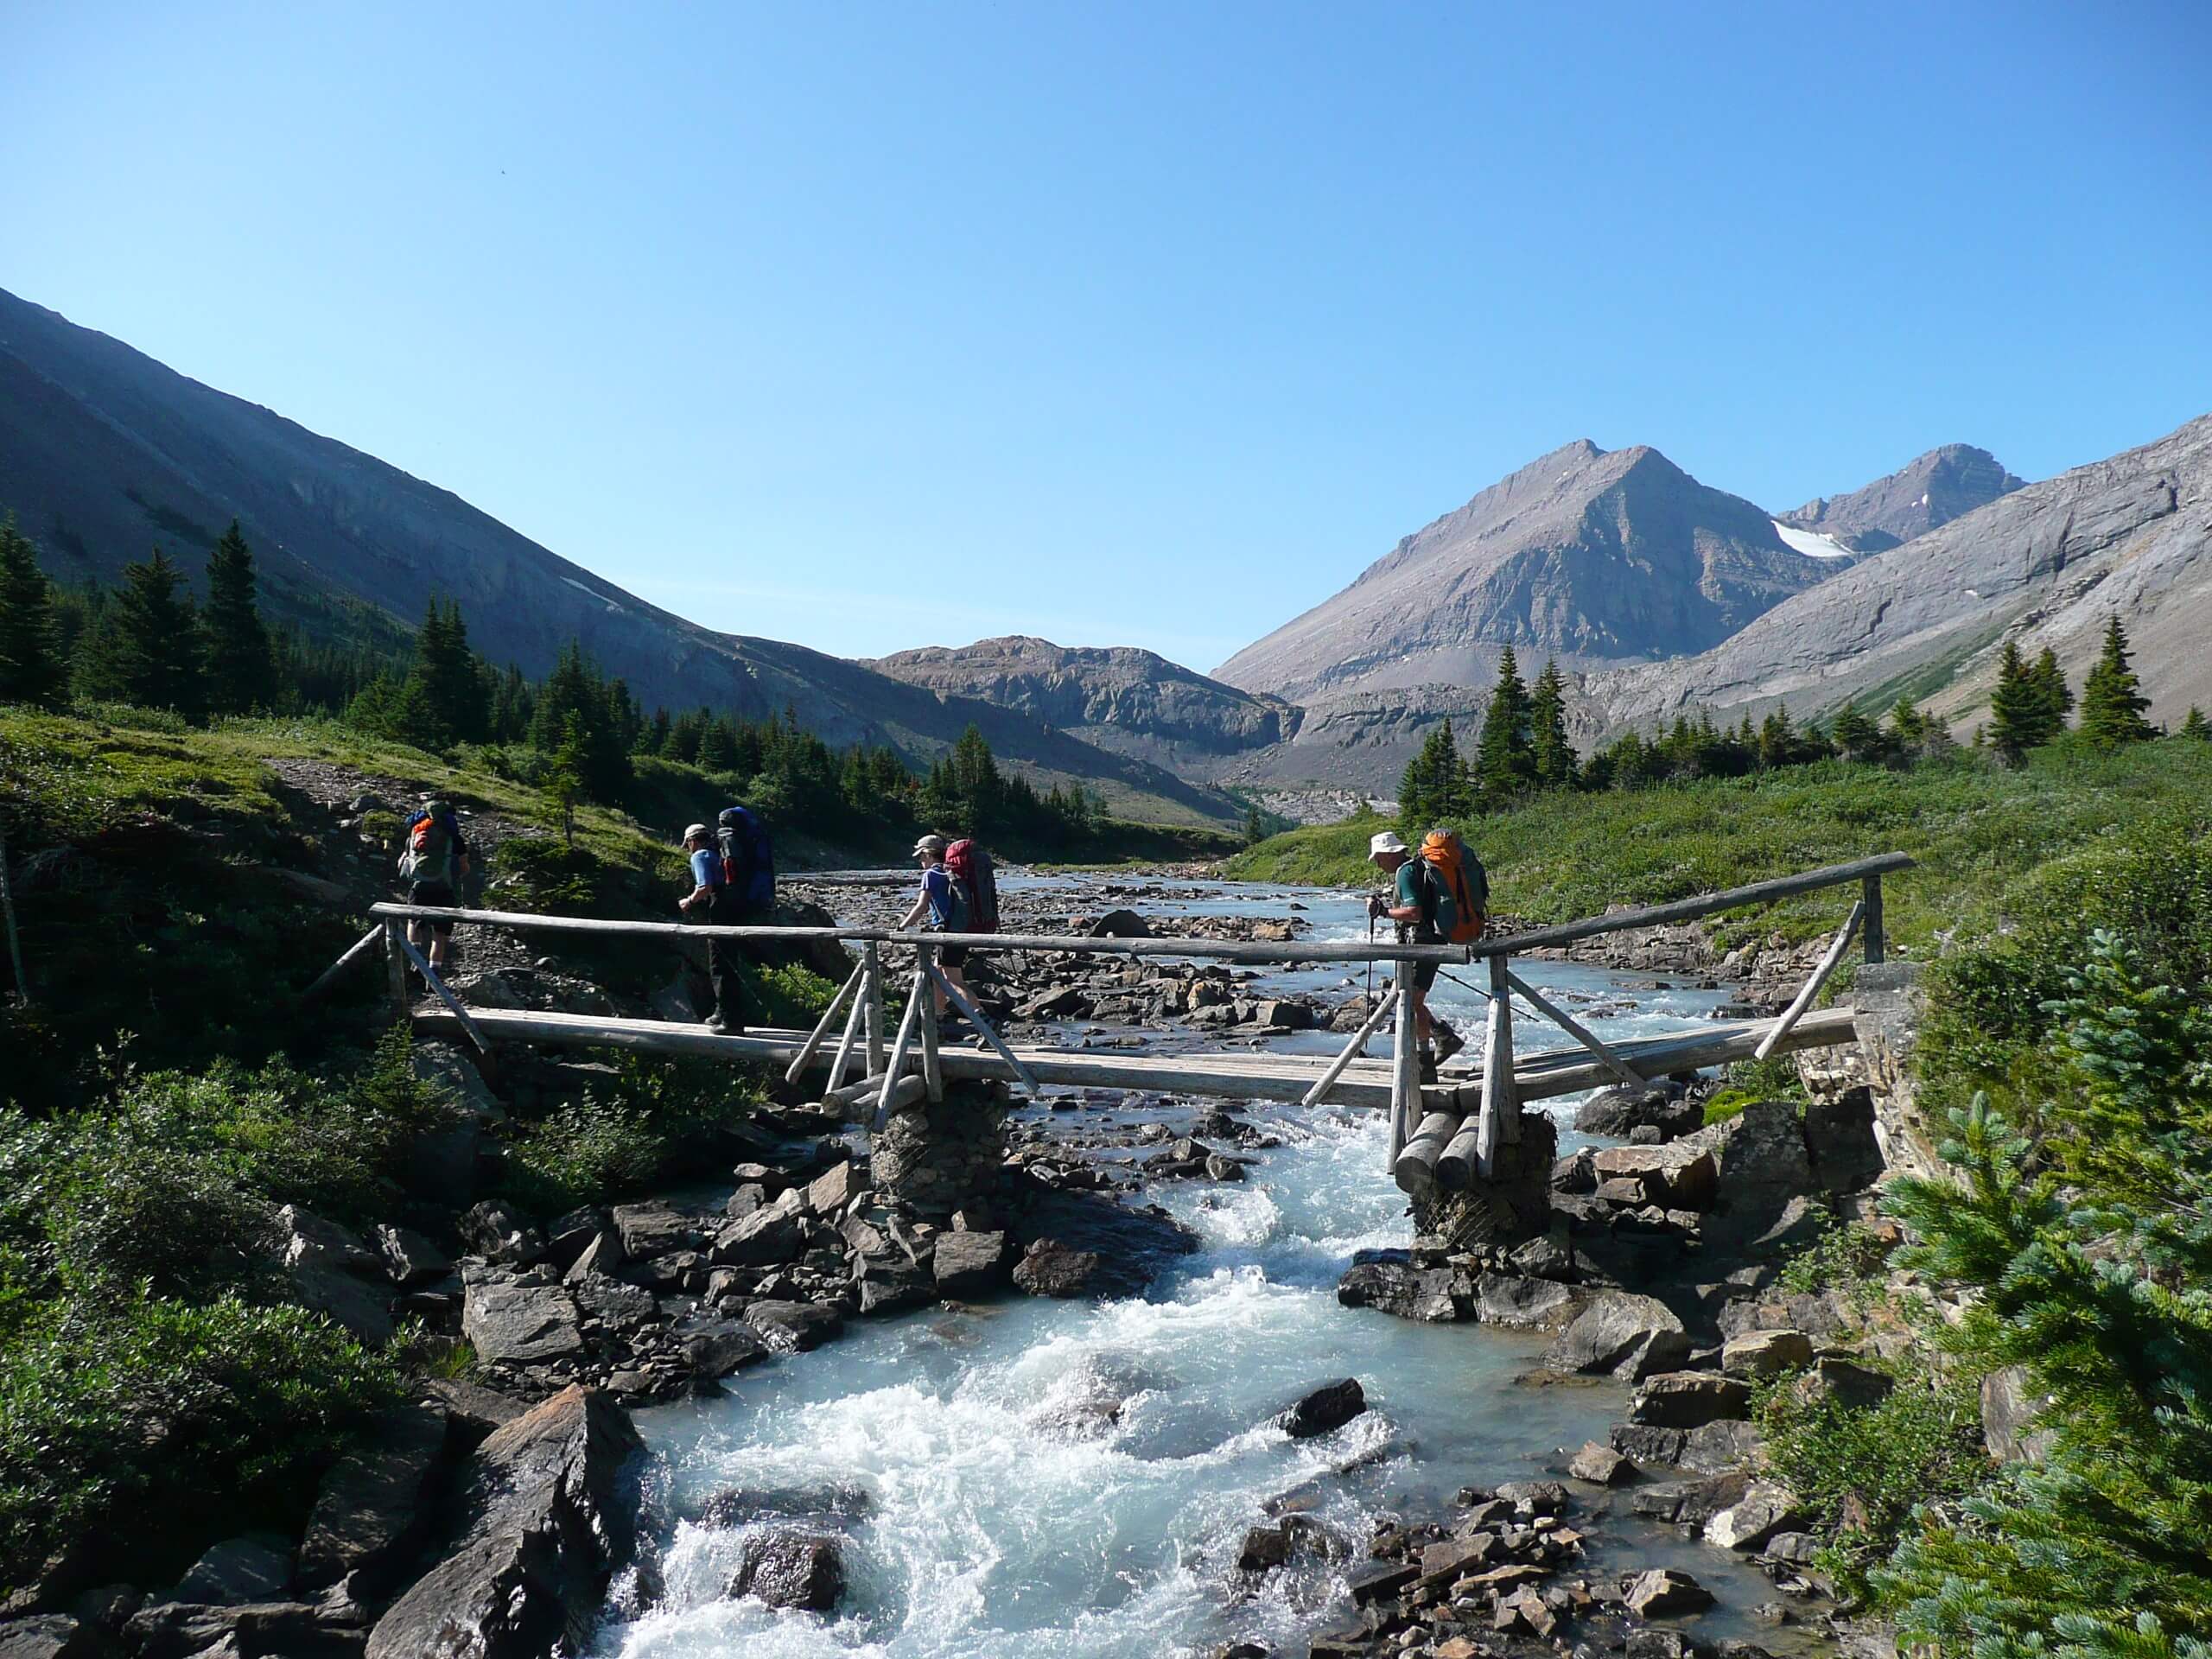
938,944,971,970
409,880,458,938
1409,958,1440,995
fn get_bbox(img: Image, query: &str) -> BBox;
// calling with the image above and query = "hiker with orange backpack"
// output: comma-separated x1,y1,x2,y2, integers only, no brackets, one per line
1366,828,1488,1079
398,796,471,980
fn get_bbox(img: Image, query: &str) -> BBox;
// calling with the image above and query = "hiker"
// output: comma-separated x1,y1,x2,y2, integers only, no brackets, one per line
678,821,748,1033
398,796,471,979
900,833,976,1036
1366,829,1470,1078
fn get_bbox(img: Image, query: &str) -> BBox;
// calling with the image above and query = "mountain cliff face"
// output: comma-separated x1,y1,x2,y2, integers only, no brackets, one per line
1586,414,2212,732
0,289,1239,826
868,636,1300,772
1777,443,2027,553
1214,440,1840,701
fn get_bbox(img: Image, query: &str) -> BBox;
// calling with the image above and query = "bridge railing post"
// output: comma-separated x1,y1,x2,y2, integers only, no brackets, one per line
862,942,886,1077
385,918,409,1014
1862,874,1885,965
916,943,944,1103
1389,957,1421,1162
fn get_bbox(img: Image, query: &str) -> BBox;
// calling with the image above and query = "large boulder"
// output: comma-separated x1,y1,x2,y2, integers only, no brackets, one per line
1470,1272,1581,1329
1628,1372,1751,1429
125,1602,359,1659
1012,1240,1107,1298
172,1537,290,1605
366,1387,642,1659
297,1402,448,1592
1704,1483,1808,1551
0,1617,98,1659
1272,1379,1367,1440
461,1281,584,1365
1574,1084,1700,1141
609,1202,702,1260
1336,1259,1465,1323
1541,1293,1689,1382
729,1532,844,1613
931,1230,1012,1298
1623,1567,1714,1617
1590,1145,1718,1211
711,1189,808,1268
1007,1190,1196,1298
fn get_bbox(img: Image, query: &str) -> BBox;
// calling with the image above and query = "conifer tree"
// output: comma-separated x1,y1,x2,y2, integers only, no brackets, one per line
529,639,631,798
1242,803,1265,848
2182,706,2210,743
73,549,207,719
1398,718,1469,827
200,520,276,715
1474,647,1535,799
1829,700,1883,763
2078,616,2156,748
2029,645,2073,735
1988,639,2047,764
1755,703,1796,769
1888,696,1929,754
695,718,738,774
0,516,63,707
1529,658,1575,788
545,713,587,849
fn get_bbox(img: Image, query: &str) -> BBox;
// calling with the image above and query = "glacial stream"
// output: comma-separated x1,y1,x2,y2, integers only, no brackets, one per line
592,878,1764,1658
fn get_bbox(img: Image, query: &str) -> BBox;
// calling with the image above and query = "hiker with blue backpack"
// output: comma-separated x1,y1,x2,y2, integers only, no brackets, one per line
678,804,775,1033
899,833,998,1040
398,796,471,980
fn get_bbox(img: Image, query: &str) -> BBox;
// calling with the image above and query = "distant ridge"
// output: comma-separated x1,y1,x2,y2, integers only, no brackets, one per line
1777,443,2027,553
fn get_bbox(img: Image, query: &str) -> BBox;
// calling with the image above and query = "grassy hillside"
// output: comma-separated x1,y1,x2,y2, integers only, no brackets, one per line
1223,739,2212,955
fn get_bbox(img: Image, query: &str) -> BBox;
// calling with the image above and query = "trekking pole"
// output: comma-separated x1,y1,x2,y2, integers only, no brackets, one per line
0,825,25,1007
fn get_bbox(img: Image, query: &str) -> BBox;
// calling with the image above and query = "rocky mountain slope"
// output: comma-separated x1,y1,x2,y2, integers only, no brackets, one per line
868,636,1300,772
0,289,1239,827
1213,440,1844,702
1776,443,2027,553
1586,413,2212,732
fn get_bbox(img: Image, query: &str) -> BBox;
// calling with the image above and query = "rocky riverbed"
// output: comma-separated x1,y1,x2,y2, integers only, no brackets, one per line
2,870,1916,1659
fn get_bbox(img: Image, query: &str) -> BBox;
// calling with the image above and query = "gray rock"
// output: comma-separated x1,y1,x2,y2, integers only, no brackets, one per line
0,1617,97,1659
127,1601,358,1659
1590,1145,1718,1210
297,1402,447,1591
365,1387,642,1659
679,1318,768,1378
1722,1329,1813,1377
931,1230,1010,1297
1012,1239,1107,1299
173,1537,290,1606
1680,1417,1766,1474
1471,1271,1580,1328
729,1533,843,1613
1624,1567,1715,1617
373,1225,450,1287
1777,443,2024,550
422,1376,523,1446
806,1161,859,1216
569,1274,657,1332
1574,1084,1700,1141
743,1300,842,1353
1796,1357,1895,1410
1336,1260,1465,1323
461,1281,584,1365
457,1200,543,1266
1272,1379,1366,1440
1628,1371,1751,1428
610,1203,700,1260
1568,1441,1636,1485
711,1190,807,1268
1541,1292,1689,1381
1705,1482,1808,1551
1981,1363,2056,1464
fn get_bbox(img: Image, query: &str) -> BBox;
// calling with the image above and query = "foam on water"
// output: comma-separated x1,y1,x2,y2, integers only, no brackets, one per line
594,878,1737,1658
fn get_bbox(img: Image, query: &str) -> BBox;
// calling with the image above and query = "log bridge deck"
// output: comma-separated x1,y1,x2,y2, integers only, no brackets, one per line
358,852,1910,1198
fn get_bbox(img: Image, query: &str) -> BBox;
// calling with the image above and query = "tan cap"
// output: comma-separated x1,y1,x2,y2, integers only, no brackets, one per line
1368,830,1409,859
683,823,711,842
912,834,948,857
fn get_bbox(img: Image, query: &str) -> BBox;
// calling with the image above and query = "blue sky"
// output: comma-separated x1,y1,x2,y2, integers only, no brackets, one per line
6,3,2209,671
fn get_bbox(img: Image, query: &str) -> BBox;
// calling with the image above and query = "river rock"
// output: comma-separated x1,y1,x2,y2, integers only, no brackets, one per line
679,1317,769,1378
1796,1356,1895,1410
744,1300,842,1353
1591,1145,1718,1210
1272,1378,1366,1440
729,1533,844,1613
1722,1328,1814,1377
1704,1482,1808,1551
1575,1084,1700,1141
0,1616,97,1659
1624,1567,1715,1616
1010,1189,1196,1297
462,1280,584,1365
365,1387,642,1659
806,1161,859,1216
1336,1259,1465,1322
1628,1372,1751,1428
712,1189,807,1267
423,1376,523,1446
296,1402,447,1592
1541,1292,1689,1381
570,1272,657,1333
172,1537,291,1605
1012,1239,1106,1298
374,1225,450,1287
931,1230,1011,1296
1471,1271,1580,1328
126,1601,355,1659
1680,1418,1766,1473
697,1485,876,1528
458,1199,544,1266
1567,1441,1636,1485
610,1202,700,1259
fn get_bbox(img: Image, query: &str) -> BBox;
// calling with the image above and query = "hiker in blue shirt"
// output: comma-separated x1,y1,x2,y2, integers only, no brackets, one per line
899,833,973,1039
1365,830,1465,1079
678,822,747,1033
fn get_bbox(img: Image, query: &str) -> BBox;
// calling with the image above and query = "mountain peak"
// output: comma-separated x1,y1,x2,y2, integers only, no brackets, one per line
1777,443,2026,552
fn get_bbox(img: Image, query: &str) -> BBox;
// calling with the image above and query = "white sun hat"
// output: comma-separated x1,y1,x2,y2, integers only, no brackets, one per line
1368,830,1409,859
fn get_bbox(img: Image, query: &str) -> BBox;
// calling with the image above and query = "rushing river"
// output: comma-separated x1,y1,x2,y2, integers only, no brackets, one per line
593,878,1750,1658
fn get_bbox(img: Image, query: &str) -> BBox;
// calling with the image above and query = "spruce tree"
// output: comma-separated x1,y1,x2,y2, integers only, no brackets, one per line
1399,719,1470,828
1829,700,1882,763
200,520,276,715
695,718,738,775
0,515,63,707
1529,658,1575,789
74,549,207,719
528,639,631,799
2029,645,2073,737
1887,696,1928,756
1474,647,1535,800
2182,706,2210,743
1242,803,1265,848
1755,703,1796,769
2078,616,2155,748
1987,639,2044,764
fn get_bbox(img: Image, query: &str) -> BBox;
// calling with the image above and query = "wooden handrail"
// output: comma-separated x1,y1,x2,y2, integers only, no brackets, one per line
1475,852,1913,957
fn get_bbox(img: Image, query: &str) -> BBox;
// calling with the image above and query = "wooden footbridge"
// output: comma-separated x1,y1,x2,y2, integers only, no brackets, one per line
345,853,1910,1199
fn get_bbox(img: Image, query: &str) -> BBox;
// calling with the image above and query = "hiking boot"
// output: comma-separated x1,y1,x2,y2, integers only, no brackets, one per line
1432,1020,1466,1065
1420,1051,1440,1086
703,1014,731,1033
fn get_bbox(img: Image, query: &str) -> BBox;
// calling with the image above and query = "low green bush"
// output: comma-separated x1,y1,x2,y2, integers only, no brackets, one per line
0,1292,400,1591
1776,1209,1894,1306
1757,1362,1990,1599
500,1052,769,1215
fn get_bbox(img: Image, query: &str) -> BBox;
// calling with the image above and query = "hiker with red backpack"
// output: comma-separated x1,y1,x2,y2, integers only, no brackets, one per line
899,833,998,1040
678,804,774,1033
398,796,471,979
1366,827,1488,1081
